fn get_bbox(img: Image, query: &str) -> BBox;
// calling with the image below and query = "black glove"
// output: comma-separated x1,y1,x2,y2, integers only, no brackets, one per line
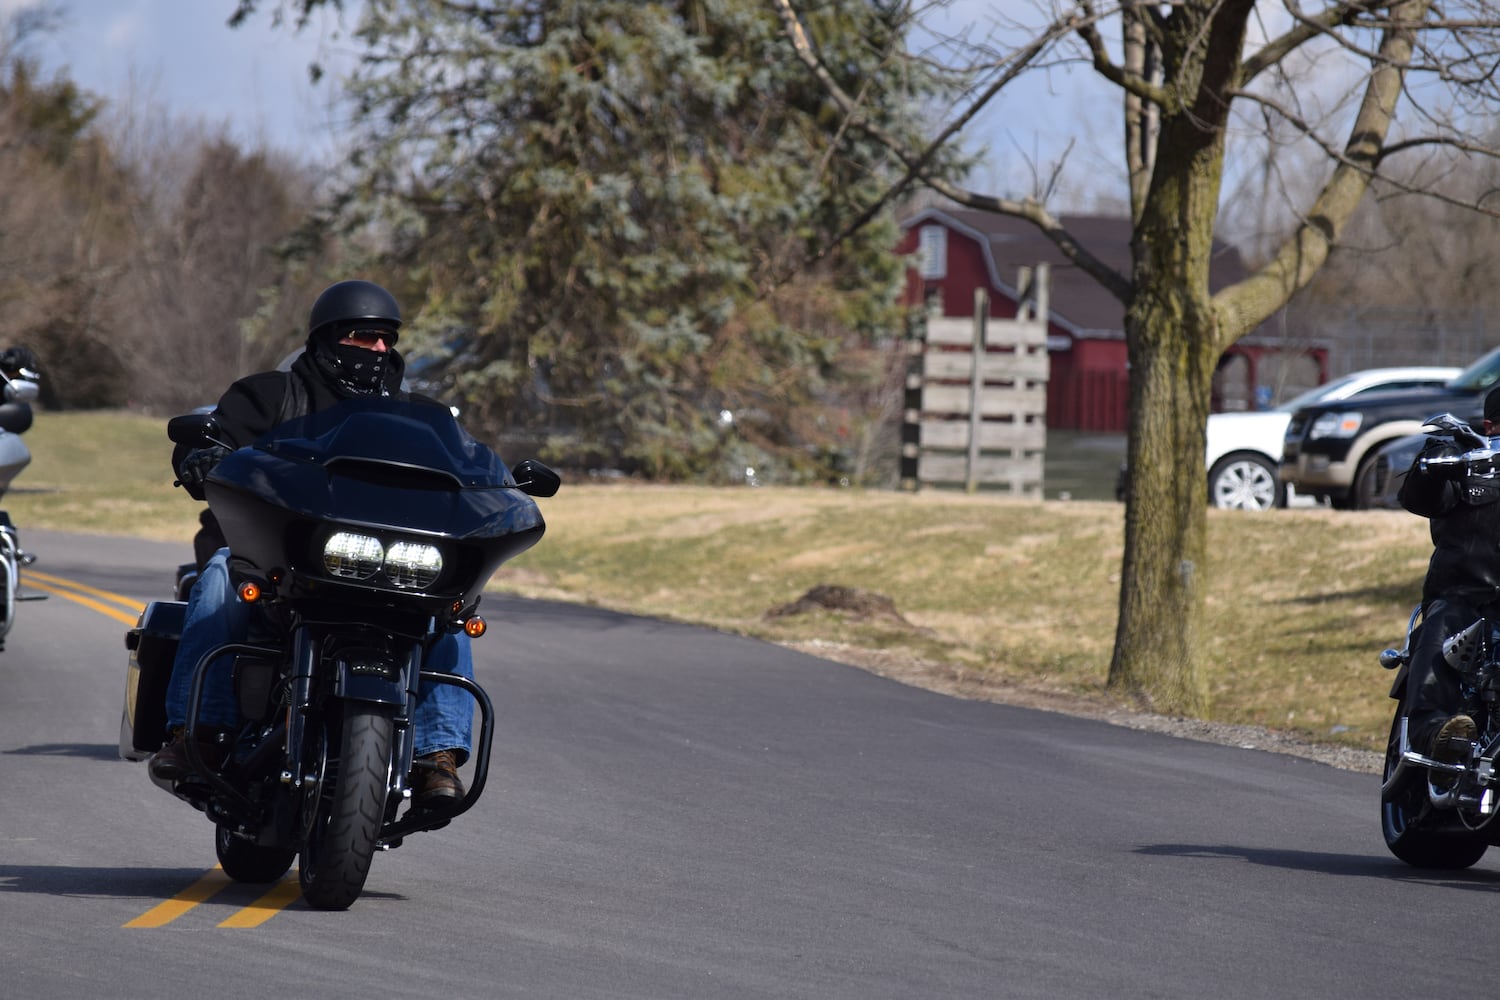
175,445,230,501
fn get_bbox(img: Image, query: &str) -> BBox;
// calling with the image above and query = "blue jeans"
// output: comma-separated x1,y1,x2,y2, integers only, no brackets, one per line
165,549,474,762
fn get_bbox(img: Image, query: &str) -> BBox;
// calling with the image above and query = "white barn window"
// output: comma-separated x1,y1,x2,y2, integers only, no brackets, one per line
917,225,947,279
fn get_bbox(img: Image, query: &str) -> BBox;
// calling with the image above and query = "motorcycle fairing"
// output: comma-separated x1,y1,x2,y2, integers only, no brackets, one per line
203,397,545,611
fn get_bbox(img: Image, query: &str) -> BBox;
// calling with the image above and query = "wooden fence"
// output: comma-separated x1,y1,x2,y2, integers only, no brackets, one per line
901,268,1050,494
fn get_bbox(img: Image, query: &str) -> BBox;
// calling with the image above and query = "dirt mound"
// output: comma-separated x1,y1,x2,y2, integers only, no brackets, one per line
766,584,914,626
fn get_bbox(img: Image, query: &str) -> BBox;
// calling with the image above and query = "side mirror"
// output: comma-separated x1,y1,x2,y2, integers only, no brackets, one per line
1422,412,1488,448
167,411,230,450
512,459,560,498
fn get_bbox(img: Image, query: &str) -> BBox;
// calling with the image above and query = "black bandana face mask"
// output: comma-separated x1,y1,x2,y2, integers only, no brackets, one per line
331,342,391,395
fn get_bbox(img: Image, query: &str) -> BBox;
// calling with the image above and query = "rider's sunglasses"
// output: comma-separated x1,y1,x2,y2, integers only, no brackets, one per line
339,329,396,349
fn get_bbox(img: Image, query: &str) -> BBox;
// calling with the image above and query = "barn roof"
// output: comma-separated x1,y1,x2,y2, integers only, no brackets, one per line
901,207,1253,339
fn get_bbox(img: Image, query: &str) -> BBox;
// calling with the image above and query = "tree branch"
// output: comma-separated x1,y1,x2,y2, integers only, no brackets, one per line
1240,0,1381,84
1215,0,1436,348
1076,0,1175,108
771,0,1133,303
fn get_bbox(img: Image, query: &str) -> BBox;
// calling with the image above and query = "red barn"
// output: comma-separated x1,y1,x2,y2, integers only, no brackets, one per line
897,208,1325,432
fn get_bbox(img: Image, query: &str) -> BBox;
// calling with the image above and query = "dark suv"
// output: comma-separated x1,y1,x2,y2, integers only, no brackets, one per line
1281,345,1500,509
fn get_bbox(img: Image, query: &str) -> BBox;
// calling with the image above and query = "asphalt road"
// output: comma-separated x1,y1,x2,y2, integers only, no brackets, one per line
0,529,1486,999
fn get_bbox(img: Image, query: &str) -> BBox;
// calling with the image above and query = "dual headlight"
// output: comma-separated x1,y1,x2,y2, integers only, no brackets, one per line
323,531,444,589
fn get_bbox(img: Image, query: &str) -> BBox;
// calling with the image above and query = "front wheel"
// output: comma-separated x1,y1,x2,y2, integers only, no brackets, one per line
298,703,395,910
1380,707,1487,869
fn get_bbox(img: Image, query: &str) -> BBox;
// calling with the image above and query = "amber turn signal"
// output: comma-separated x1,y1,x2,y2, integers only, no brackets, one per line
238,581,262,603
463,616,487,638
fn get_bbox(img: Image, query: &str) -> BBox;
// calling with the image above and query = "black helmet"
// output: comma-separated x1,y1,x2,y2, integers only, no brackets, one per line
307,280,402,343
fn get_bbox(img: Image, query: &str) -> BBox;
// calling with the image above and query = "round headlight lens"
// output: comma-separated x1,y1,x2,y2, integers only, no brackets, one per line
324,531,384,579
384,541,443,589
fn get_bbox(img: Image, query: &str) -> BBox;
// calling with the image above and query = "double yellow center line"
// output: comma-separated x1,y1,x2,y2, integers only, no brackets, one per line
25,567,304,927
123,867,301,929
25,569,145,626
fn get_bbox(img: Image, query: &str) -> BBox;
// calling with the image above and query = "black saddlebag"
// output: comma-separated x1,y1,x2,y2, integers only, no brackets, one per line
119,601,186,760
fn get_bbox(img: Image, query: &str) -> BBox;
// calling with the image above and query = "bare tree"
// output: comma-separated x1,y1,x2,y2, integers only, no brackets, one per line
774,0,1500,712
0,7,327,411
0,12,138,408
92,95,328,413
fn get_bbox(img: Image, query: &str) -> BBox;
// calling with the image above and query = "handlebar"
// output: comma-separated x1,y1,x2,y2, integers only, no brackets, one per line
1420,446,1500,477
1416,412,1499,477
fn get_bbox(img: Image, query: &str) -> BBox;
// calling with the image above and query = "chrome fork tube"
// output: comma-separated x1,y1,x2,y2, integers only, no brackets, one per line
282,625,318,786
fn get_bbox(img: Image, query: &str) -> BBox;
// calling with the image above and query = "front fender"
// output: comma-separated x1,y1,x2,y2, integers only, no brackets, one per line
332,649,408,706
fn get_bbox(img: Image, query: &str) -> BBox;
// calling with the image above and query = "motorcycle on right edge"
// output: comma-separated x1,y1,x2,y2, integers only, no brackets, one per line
1380,413,1500,869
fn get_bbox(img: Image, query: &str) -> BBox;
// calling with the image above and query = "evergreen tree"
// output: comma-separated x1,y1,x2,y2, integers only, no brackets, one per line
246,0,961,479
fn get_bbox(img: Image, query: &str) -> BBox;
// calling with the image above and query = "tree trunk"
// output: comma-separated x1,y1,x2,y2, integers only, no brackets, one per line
1107,0,1248,713
1110,295,1218,714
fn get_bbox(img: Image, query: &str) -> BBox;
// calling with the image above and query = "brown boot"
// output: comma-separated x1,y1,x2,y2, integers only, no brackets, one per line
410,749,465,808
148,726,229,783
1430,714,1477,764
1425,714,1477,789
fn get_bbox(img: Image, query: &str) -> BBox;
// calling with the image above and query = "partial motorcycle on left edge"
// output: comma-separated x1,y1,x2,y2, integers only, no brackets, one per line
0,351,44,650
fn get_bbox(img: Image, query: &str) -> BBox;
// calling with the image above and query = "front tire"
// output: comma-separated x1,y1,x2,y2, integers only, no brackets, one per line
1380,707,1487,869
298,703,395,910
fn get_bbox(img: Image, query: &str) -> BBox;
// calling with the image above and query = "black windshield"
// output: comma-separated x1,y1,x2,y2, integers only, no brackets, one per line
254,396,513,488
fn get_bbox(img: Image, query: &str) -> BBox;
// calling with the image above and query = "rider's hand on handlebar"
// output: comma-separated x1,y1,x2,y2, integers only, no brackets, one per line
175,445,230,500
1419,446,1467,479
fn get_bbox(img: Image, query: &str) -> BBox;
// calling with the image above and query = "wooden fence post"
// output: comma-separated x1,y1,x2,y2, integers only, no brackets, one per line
902,268,1050,495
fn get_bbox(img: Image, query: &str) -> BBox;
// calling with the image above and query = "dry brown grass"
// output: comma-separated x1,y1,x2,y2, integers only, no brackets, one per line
4,411,1433,755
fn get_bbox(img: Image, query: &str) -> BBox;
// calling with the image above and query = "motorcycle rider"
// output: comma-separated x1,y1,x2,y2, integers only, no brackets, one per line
149,280,472,808
1397,383,1500,772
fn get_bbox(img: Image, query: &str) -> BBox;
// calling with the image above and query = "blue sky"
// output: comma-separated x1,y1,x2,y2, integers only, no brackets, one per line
13,0,1117,202
18,0,354,157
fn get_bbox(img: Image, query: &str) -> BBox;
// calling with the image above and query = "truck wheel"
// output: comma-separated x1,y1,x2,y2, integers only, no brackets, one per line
1208,453,1282,511
1347,451,1386,510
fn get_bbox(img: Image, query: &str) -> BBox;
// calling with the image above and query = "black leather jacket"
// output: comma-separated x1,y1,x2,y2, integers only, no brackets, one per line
1399,438,1500,605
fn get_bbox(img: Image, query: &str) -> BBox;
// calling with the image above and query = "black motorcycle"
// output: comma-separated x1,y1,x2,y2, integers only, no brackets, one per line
1380,413,1500,870
120,395,559,909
